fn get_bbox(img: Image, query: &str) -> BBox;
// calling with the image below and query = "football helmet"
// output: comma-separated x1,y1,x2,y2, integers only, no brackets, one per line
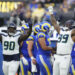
40,21,51,33
33,24,40,34
8,22,16,36
65,20,75,30
21,23,29,34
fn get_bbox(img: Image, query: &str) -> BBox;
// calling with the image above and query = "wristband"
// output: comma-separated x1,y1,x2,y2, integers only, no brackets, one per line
31,56,35,60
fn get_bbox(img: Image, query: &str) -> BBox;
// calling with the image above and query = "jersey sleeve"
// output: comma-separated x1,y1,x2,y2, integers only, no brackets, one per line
0,32,8,36
38,32,45,38
28,35,34,41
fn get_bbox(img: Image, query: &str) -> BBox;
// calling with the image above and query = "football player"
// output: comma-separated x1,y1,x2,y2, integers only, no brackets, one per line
20,24,32,75
0,22,32,75
48,6,75,75
36,21,55,75
69,43,75,75
28,24,40,75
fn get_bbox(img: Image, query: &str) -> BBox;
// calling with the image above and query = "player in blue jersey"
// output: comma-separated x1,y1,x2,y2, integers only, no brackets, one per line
36,21,55,75
20,39,31,75
20,23,32,75
69,43,75,75
28,24,40,75
0,42,4,75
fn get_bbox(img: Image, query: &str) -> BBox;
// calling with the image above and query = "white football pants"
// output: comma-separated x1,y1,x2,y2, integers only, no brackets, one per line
3,61,20,75
53,54,71,75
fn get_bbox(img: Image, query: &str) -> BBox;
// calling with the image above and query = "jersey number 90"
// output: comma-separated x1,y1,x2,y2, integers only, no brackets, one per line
4,41,15,50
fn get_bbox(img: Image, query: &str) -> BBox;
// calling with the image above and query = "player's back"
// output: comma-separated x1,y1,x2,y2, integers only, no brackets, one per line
57,30,74,54
36,32,51,56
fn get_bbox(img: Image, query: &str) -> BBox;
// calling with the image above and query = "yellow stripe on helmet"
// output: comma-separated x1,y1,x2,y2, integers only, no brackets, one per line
41,23,51,32
38,33,45,38
34,25,39,33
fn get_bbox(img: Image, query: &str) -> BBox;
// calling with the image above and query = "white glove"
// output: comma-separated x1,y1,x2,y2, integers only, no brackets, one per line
48,6,53,15
21,20,27,25
21,57,28,65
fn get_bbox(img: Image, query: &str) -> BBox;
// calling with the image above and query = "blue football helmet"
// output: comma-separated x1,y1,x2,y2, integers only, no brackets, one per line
40,21,51,33
33,24,40,34
8,22,16,29
65,20,75,30
21,23,29,34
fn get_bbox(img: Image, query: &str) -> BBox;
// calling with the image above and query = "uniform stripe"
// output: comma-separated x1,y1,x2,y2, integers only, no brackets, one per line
13,34,21,37
20,61,24,75
39,55,51,75
28,71,31,75
38,33,45,38
28,36,34,40
0,33,8,36
72,65,75,75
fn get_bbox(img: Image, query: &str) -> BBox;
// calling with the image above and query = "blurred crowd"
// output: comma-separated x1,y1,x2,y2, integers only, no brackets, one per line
0,0,75,26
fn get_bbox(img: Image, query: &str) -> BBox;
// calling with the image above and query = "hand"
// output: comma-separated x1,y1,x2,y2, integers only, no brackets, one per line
52,47,56,54
21,57,28,65
21,20,25,25
48,6,53,15
52,50,56,54
31,56,37,64
52,47,56,51
32,59,37,65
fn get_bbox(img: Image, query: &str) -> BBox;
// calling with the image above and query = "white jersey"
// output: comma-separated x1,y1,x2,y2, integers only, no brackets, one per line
1,32,21,55
57,30,74,54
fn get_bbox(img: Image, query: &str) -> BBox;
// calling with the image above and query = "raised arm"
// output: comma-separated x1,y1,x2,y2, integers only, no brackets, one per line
71,29,75,42
48,6,60,34
18,23,32,43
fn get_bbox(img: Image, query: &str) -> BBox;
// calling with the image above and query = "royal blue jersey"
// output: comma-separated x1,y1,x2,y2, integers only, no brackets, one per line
21,39,30,58
36,32,51,56
71,43,75,58
28,35,38,58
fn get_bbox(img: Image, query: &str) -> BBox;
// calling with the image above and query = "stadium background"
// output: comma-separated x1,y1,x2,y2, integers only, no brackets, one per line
0,0,75,75
0,0,75,27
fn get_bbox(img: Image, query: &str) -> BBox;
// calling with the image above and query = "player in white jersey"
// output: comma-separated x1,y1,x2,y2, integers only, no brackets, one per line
48,6,75,75
0,22,32,75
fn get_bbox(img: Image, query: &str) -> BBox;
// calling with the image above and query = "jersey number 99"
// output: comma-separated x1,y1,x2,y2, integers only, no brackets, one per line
58,34,69,43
